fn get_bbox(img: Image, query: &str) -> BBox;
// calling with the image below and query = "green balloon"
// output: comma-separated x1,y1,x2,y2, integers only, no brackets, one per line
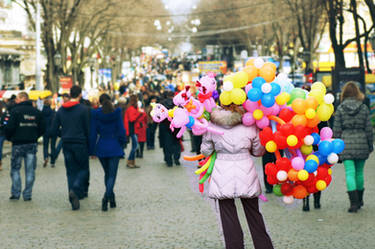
203,110,211,121
273,184,283,196
288,88,306,104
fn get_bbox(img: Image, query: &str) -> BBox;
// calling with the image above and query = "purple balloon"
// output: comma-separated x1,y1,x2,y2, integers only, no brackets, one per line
292,157,305,170
256,116,270,129
320,127,333,140
242,112,255,126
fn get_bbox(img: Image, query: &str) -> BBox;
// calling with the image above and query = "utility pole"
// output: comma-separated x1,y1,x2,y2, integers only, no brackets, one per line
35,0,42,90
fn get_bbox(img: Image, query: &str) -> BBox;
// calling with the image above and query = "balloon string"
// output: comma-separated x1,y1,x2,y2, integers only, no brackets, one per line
268,115,286,125
270,120,277,133
289,149,296,157
284,149,292,158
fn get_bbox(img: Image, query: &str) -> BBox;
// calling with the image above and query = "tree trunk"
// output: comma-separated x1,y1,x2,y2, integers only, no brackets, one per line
351,0,365,70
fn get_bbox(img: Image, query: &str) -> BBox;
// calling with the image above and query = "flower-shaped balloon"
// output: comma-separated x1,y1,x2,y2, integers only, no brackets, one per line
242,100,280,128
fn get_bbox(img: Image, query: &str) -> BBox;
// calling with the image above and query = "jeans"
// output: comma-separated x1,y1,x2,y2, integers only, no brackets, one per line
343,159,366,191
0,135,6,161
43,134,56,162
10,143,37,199
128,134,138,160
146,123,157,149
52,138,63,164
99,157,119,199
62,143,89,198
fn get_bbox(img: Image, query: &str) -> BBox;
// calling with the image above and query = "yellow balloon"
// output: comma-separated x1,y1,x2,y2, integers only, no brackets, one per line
276,92,290,106
220,91,232,105
287,135,298,147
266,141,277,152
306,155,319,164
316,180,327,191
308,90,324,104
253,109,264,120
305,108,316,119
328,168,332,175
317,103,332,121
230,88,246,105
301,144,313,155
297,170,309,181
232,71,249,88
311,82,326,95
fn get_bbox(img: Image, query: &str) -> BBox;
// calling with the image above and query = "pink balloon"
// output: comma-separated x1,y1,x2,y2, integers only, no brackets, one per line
260,105,273,116
256,116,269,129
242,112,255,126
245,84,252,94
270,104,280,116
243,100,259,112
320,127,333,140
291,157,305,170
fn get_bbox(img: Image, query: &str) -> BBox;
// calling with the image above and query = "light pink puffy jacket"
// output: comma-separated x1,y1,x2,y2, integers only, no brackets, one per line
200,108,265,199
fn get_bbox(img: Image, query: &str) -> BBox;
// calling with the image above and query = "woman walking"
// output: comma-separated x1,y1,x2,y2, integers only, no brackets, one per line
200,104,273,249
333,81,373,213
124,95,142,168
90,93,126,211
135,101,147,159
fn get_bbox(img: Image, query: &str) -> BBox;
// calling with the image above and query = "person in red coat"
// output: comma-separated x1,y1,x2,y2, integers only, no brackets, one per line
124,95,142,168
136,101,147,158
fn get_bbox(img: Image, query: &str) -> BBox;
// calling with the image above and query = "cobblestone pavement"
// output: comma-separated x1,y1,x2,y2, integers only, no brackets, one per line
0,140,374,249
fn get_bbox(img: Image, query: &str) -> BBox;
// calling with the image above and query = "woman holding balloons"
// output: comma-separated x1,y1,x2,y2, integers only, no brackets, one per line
333,81,373,213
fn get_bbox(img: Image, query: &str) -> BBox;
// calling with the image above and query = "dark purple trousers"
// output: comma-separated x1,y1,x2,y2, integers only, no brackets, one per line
218,198,274,249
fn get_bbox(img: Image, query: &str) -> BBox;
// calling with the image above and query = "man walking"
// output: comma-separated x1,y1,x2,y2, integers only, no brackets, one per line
5,92,45,201
51,86,90,210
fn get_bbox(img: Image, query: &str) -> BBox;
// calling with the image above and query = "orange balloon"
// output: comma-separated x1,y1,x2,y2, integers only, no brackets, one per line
259,66,276,82
246,58,255,67
288,169,298,181
305,96,318,110
243,65,258,82
306,115,320,128
293,185,308,199
291,99,306,114
263,62,277,71
291,114,307,127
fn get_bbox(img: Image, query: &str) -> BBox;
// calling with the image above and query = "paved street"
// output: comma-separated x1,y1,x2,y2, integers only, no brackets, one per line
0,140,374,249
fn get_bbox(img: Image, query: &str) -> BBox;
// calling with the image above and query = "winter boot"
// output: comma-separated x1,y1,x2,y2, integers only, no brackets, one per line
109,194,116,208
302,196,310,212
357,189,364,209
347,191,359,213
313,191,321,209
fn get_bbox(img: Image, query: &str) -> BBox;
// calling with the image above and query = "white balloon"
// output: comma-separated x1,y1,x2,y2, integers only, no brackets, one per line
254,58,264,69
276,73,288,81
276,170,288,181
261,83,272,94
283,195,294,205
327,153,339,164
304,135,314,146
324,93,335,104
223,81,233,92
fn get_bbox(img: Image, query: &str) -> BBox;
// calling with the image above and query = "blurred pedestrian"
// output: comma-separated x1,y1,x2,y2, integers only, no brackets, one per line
136,101,147,159
333,81,373,213
5,92,45,201
41,99,56,168
89,93,126,211
146,96,157,150
51,86,90,210
124,95,142,168
200,104,273,249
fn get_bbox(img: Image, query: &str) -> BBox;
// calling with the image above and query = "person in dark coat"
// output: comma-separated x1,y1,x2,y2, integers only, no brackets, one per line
89,93,126,211
51,85,90,210
5,92,45,201
41,99,56,167
333,81,373,213
159,91,181,167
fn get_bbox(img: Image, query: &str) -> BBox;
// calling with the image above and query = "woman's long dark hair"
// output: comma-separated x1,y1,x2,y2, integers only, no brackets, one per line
99,93,115,114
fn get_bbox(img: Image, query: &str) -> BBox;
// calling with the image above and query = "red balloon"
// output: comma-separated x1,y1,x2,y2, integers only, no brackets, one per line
280,123,294,136
259,127,274,145
265,163,277,176
274,131,287,149
325,175,332,186
267,176,278,185
281,182,294,195
279,108,295,122
306,180,318,194
276,157,292,172
316,167,329,180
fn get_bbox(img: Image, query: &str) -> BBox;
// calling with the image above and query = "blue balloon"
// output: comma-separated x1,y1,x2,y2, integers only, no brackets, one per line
252,77,266,89
311,133,320,145
304,160,318,173
332,139,345,154
270,82,281,96
261,94,275,108
247,88,262,102
313,151,325,165
319,140,333,156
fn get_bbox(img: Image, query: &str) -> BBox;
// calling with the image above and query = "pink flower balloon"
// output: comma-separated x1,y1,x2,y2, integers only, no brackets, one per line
242,112,255,126
256,116,270,129
243,100,259,112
